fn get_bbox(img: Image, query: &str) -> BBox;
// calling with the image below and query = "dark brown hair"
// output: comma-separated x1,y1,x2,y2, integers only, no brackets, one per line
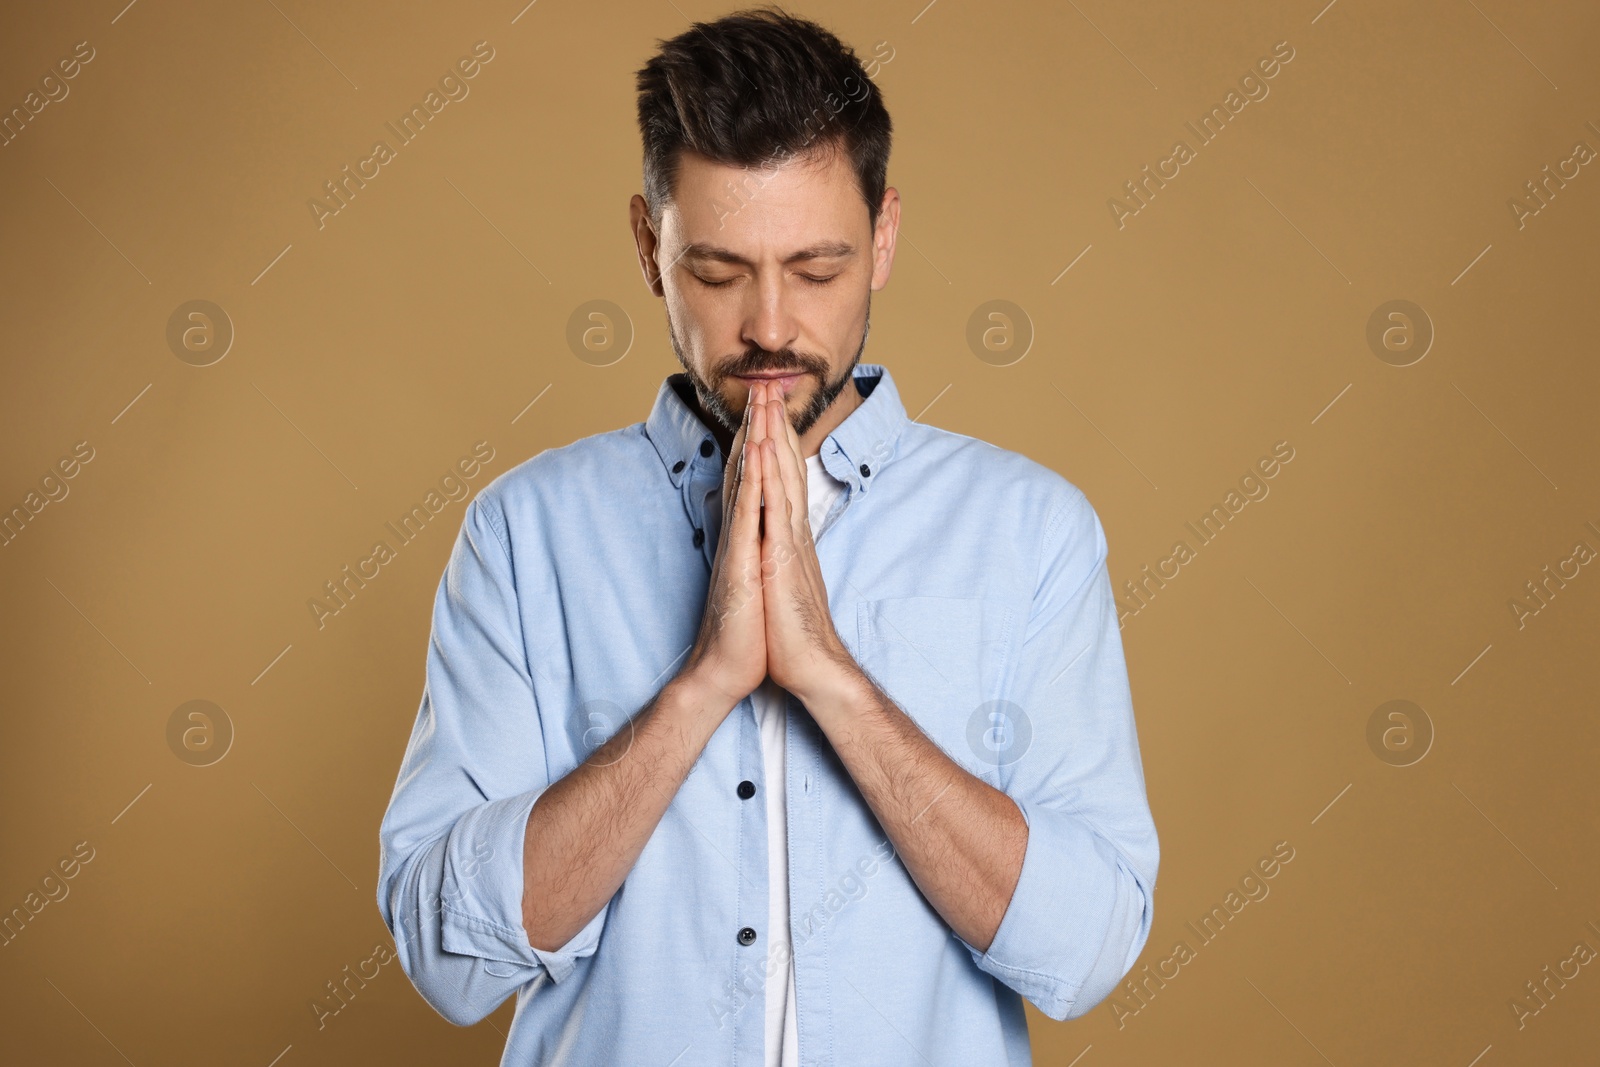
635,6,893,232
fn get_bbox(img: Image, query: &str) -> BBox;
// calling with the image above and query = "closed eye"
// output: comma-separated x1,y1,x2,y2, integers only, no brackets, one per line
694,274,839,288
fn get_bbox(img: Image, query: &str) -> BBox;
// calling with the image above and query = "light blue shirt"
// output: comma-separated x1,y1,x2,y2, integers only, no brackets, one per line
377,362,1159,1065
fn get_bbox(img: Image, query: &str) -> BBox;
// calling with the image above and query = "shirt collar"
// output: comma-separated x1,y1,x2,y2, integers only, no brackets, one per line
644,362,909,496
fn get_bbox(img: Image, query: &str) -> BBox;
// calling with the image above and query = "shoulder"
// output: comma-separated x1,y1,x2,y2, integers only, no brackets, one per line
896,420,1098,533
475,422,654,514
892,421,1108,601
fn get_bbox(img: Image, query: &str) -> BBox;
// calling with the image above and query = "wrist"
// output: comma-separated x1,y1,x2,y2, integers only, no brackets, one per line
790,654,871,717
670,662,745,722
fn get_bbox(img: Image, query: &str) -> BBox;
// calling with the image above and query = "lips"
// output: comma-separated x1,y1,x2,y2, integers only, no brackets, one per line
732,370,808,397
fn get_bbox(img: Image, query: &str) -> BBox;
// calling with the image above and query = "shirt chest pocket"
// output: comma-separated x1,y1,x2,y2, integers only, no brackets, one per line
855,595,1016,773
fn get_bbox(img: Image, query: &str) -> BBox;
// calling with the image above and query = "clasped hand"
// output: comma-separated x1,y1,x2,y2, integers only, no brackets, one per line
687,379,853,709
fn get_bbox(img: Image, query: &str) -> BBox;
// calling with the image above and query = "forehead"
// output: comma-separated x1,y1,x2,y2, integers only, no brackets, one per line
665,145,866,254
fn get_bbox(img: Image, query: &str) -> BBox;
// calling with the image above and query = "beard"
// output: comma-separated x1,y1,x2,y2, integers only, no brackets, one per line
667,296,871,439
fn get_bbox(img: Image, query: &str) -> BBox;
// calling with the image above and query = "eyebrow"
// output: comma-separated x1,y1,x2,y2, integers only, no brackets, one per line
678,240,856,267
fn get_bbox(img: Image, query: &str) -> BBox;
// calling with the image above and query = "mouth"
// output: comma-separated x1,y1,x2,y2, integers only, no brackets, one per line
731,370,809,397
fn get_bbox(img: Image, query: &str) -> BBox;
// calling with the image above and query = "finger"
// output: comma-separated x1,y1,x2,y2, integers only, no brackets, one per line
763,423,805,545
768,396,806,511
761,438,797,554
732,407,764,559
722,388,754,519
772,391,805,478
751,379,772,455
729,380,759,517
730,386,753,463
766,396,808,542
742,389,764,512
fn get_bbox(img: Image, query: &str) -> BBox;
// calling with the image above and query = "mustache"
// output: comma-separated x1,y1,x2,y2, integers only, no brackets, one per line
723,351,824,377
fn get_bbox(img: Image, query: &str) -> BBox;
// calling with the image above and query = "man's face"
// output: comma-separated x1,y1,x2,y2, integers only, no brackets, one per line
644,144,894,439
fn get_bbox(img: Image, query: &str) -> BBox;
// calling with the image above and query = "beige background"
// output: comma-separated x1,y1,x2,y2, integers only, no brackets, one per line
2,0,1597,1063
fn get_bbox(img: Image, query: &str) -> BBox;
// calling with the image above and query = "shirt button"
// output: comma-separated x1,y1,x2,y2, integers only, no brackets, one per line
737,926,758,946
859,462,871,477
737,780,756,799
693,528,705,548
672,459,686,474
700,439,715,457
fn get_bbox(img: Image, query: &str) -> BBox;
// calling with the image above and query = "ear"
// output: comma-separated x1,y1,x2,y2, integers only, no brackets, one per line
630,194,666,297
870,187,900,292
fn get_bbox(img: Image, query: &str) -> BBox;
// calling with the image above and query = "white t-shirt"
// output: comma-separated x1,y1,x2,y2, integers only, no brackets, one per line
750,452,845,1067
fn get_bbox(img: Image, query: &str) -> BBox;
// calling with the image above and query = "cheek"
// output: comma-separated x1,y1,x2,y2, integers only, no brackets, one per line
820,294,868,348
673,300,748,384
667,289,721,345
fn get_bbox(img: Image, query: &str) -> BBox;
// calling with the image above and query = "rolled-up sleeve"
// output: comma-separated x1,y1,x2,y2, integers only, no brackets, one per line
377,491,609,1027
957,488,1159,1021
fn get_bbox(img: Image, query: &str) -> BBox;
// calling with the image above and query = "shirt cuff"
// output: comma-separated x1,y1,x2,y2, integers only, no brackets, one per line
960,795,1128,1020
438,787,609,985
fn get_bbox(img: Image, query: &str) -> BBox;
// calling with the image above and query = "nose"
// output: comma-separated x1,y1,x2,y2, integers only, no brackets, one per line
741,271,801,358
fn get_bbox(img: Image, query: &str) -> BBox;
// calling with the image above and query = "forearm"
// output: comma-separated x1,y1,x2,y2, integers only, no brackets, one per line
799,665,1027,954
521,667,733,950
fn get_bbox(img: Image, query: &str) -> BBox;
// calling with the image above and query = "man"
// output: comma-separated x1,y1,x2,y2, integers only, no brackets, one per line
377,8,1158,1065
